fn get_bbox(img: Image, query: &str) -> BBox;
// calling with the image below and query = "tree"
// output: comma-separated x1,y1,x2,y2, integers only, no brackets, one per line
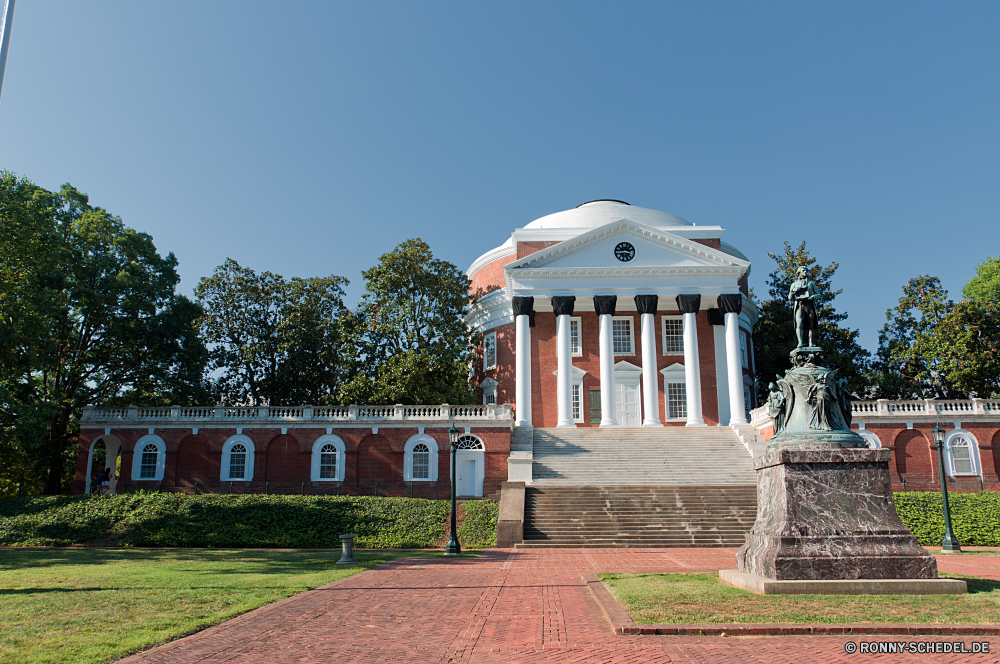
195,259,351,405
875,275,1000,399
752,241,871,403
0,174,209,494
962,256,1000,303
342,238,474,405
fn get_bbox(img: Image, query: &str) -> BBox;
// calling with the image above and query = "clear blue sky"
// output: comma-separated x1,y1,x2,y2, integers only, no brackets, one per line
2,1,998,352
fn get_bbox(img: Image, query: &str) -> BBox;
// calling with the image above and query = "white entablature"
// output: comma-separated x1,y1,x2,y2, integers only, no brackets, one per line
503,219,749,301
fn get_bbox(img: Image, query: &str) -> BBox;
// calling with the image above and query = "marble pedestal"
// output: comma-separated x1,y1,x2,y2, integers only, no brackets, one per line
736,446,938,581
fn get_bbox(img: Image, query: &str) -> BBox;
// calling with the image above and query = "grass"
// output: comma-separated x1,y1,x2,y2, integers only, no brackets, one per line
599,572,1000,625
0,547,469,664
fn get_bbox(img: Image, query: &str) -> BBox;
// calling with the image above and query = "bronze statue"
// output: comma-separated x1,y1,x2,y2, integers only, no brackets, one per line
767,379,793,433
788,266,819,348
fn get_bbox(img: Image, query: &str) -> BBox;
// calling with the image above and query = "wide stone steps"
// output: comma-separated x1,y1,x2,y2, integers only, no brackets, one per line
530,427,756,486
518,485,757,548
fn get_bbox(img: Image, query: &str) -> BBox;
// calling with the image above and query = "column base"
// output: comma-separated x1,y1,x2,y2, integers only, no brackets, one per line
556,421,577,428
599,419,618,427
729,418,749,426
642,419,663,427
685,420,707,427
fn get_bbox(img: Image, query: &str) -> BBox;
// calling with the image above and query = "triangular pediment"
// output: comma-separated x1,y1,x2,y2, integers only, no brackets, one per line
613,360,643,373
505,219,748,273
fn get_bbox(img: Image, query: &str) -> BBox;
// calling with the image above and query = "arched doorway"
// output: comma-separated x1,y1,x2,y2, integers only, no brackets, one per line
86,435,122,495
455,434,485,497
175,434,218,490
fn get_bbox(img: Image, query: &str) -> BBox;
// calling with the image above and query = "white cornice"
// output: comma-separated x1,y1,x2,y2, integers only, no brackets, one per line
466,241,516,278
512,225,725,244
465,288,513,333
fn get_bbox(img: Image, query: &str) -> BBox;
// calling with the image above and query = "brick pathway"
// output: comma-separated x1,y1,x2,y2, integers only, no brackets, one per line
118,548,1000,664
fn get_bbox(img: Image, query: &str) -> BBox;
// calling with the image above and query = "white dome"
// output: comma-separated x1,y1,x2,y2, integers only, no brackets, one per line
523,200,693,230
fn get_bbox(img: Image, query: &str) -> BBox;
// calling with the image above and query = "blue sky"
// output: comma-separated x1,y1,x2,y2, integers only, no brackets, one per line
2,1,997,352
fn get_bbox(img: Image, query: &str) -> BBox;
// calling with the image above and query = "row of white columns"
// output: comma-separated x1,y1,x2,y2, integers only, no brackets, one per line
511,294,747,428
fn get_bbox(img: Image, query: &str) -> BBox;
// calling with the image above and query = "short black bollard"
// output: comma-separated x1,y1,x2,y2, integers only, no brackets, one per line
337,483,341,496
265,482,269,495
194,481,198,495
301,482,304,495
337,534,357,565
374,481,378,497
410,483,413,499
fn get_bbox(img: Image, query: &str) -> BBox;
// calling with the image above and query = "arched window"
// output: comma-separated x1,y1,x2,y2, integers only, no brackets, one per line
457,435,484,450
856,430,882,450
229,444,247,479
140,444,158,478
130,434,166,481
946,430,980,476
221,436,256,482
310,435,345,482
404,435,438,482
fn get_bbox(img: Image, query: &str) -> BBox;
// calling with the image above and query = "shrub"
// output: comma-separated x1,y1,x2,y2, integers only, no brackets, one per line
459,500,499,548
895,491,1000,547
0,493,499,549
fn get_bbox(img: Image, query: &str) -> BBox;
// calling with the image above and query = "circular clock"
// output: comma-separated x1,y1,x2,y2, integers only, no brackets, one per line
614,241,636,262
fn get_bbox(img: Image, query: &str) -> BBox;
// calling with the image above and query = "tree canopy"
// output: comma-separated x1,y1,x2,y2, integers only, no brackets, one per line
195,259,351,406
0,172,208,495
341,238,474,405
752,241,871,402
962,256,1000,303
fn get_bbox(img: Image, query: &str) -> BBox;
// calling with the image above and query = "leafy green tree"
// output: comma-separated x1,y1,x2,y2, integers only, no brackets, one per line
342,238,474,405
195,259,351,405
752,241,871,403
962,256,1000,303
0,174,208,495
875,275,1000,399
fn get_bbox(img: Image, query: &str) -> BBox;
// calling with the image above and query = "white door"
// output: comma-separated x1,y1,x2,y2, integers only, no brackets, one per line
614,382,641,426
458,459,476,496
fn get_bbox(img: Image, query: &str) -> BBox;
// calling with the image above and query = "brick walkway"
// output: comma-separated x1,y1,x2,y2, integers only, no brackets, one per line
119,548,1000,664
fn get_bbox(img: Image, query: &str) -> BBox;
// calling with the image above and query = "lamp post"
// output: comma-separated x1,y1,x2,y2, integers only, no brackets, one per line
932,425,962,553
445,425,461,555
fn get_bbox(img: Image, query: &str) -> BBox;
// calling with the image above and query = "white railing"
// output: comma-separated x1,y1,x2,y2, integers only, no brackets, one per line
751,398,1000,430
81,403,514,425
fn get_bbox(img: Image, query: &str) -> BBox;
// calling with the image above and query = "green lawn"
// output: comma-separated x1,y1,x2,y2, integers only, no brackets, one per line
0,548,456,664
599,572,1000,625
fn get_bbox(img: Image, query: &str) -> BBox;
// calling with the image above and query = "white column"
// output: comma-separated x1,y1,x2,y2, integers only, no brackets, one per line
598,313,617,427
514,314,532,427
640,312,661,426
556,314,575,427
725,312,748,425
682,312,706,426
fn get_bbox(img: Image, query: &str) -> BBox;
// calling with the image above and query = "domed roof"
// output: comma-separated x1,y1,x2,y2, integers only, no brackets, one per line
523,200,693,230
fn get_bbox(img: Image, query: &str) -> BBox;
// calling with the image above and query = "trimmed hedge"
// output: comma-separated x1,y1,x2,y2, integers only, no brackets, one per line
0,493,499,549
895,491,1000,547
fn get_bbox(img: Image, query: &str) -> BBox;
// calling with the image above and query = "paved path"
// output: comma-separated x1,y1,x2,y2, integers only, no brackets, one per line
119,549,1000,664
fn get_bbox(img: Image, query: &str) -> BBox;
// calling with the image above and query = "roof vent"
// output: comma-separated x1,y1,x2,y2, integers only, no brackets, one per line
575,199,630,208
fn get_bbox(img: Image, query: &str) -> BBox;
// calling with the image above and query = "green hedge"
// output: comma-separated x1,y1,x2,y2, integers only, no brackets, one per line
894,491,1000,547
0,493,499,549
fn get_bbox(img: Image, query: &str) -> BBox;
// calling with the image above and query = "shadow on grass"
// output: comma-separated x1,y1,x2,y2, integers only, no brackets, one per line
948,575,1000,594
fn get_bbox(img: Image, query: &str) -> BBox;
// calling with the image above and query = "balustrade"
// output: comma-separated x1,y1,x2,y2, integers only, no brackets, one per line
751,398,1000,431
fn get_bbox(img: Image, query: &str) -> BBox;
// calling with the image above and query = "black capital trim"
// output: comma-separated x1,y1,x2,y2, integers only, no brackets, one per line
512,296,535,327
593,295,617,316
634,294,658,315
718,293,743,315
675,294,701,314
551,296,576,316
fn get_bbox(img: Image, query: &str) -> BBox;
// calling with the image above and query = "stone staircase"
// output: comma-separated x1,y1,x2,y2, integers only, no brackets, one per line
518,485,757,547
516,427,757,547
531,427,757,486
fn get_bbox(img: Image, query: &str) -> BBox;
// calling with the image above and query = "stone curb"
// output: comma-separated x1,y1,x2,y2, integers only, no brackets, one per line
582,574,1000,637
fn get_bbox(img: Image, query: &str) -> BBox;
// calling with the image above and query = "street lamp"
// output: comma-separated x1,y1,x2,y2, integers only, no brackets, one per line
932,425,962,553
445,425,461,556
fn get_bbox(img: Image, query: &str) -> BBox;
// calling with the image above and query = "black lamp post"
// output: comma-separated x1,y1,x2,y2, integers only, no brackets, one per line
932,425,962,553
445,425,461,555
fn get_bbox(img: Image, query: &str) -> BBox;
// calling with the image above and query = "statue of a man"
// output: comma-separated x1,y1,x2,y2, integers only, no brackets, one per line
788,266,819,347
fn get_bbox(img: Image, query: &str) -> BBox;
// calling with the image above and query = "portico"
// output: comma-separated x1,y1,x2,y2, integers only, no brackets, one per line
467,200,759,430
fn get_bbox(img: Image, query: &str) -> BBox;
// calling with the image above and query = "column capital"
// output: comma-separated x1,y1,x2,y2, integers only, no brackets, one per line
551,296,576,316
634,294,658,315
707,308,724,326
675,294,701,314
718,293,743,315
512,296,535,327
594,295,617,316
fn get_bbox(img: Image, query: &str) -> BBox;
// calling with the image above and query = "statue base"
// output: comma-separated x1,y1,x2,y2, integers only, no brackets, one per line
736,447,937,581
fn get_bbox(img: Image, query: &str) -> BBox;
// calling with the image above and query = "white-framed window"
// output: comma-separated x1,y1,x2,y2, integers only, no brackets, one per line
856,429,882,450
310,435,345,482
570,317,582,356
483,332,497,371
945,430,981,476
130,434,166,481
457,435,484,450
660,364,687,421
480,377,498,405
404,435,439,481
454,434,485,497
554,366,587,423
740,331,749,368
661,316,684,355
612,316,634,355
221,435,256,482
